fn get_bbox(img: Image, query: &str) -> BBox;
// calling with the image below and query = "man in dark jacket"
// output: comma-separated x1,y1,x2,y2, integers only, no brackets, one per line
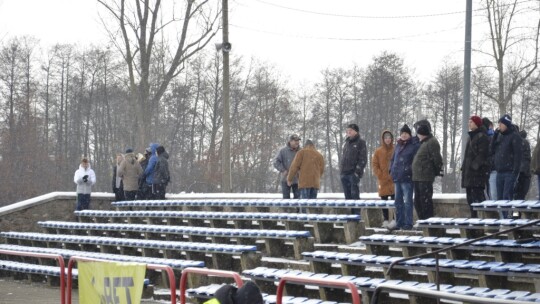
153,145,170,200
532,141,540,200
461,116,490,217
389,124,419,231
340,123,367,201
491,114,522,218
514,128,531,200
273,134,301,199
412,123,443,221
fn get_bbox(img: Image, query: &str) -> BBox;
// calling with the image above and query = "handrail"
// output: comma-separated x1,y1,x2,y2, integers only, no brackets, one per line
66,256,176,304
382,218,540,304
276,275,361,304
0,249,66,304
179,267,244,304
371,283,531,304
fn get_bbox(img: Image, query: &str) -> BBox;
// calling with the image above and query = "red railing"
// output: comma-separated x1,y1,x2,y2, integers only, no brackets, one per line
0,249,66,304
179,267,244,304
66,256,176,304
276,275,361,304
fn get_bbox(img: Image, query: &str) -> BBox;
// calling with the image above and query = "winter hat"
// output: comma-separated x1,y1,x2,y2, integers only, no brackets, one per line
233,281,263,304
482,117,492,129
498,114,512,129
213,284,237,304
470,116,482,128
289,134,301,141
125,148,134,153
399,124,412,136
347,123,359,133
417,124,430,136
304,139,314,146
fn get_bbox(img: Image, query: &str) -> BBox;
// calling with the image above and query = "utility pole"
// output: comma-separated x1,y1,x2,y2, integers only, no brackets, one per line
462,0,472,158
221,0,232,192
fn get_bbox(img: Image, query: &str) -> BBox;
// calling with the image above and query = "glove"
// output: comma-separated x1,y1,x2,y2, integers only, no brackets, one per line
82,175,88,182
355,169,363,179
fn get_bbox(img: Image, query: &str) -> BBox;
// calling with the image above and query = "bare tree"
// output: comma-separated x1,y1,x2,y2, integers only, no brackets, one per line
478,0,540,115
98,0,220,146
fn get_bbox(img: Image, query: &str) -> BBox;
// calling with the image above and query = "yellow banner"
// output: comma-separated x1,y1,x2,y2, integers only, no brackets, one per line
79,261,146,304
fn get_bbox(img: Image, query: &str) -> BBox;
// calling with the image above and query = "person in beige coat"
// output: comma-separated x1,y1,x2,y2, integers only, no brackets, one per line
372,130,395,228
287,140,324,199
118,148,143,201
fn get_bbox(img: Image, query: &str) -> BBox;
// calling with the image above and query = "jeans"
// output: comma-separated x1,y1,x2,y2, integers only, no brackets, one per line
496,172,518,218
76,193,91,211
300,188,318,199
394,182,413,229
488,171,498,200
466,187,485,218
281,181,300,199
413,181,434,220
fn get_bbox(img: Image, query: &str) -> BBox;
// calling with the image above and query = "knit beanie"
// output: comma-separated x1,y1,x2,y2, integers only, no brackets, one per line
498,114,512,129
470,116,482,128
347,123,359,133
417,124,430,136
399,124,412,136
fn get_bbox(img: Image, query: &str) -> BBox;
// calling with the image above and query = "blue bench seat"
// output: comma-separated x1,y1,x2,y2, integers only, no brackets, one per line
0,244,204,269
74,210,363,244
242,267,539,302
0,260,78,279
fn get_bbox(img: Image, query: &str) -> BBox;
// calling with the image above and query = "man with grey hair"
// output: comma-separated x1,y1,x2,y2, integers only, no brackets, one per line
274,134,301,198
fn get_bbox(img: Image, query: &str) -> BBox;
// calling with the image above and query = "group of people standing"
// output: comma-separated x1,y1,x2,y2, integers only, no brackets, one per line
274,120,442,231
74,143,171,211
463,114,539,219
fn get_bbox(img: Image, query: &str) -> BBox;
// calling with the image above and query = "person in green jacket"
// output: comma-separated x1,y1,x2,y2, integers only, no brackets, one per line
412,124,443,221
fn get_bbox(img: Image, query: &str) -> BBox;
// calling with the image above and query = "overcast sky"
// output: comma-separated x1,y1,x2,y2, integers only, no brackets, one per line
0,0,487,84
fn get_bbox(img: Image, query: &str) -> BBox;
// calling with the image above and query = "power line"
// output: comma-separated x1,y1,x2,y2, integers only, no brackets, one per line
230,20,490,42
240,0,538,19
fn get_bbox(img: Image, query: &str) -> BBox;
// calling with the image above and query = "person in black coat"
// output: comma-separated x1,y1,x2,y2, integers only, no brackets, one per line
491,114,522,217
513,128,531,200
461,116,490,217
339,123,367,202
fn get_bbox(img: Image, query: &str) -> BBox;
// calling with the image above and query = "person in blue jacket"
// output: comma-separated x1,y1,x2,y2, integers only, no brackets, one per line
143,143,160,199
389,124,419,231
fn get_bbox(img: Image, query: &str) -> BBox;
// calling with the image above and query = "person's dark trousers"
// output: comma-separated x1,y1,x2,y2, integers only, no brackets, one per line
76,193,91,211
380,195,395,221
281,181,300,199
465,187,485,218
537,174,540,200
114,187,125,201
496,172,517,218
341,173,361,215
124,191,137,201
300,188,318,199
143,183,154,200
153,183,167,200
513,174,531,200
413,181,434,220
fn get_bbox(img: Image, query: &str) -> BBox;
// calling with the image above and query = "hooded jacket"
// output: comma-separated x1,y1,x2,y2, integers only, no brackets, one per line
412,134,443,182
118,152,143,191
287,144,324,189
273,142,301,183
153,152,170,185
461,126,490,188
143,143,160,184
74,163,96,194
372,130,395,196
340,134,367,177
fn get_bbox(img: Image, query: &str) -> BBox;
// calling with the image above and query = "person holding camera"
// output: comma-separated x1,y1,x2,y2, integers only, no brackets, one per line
73,157,96,211
412,123,443,221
